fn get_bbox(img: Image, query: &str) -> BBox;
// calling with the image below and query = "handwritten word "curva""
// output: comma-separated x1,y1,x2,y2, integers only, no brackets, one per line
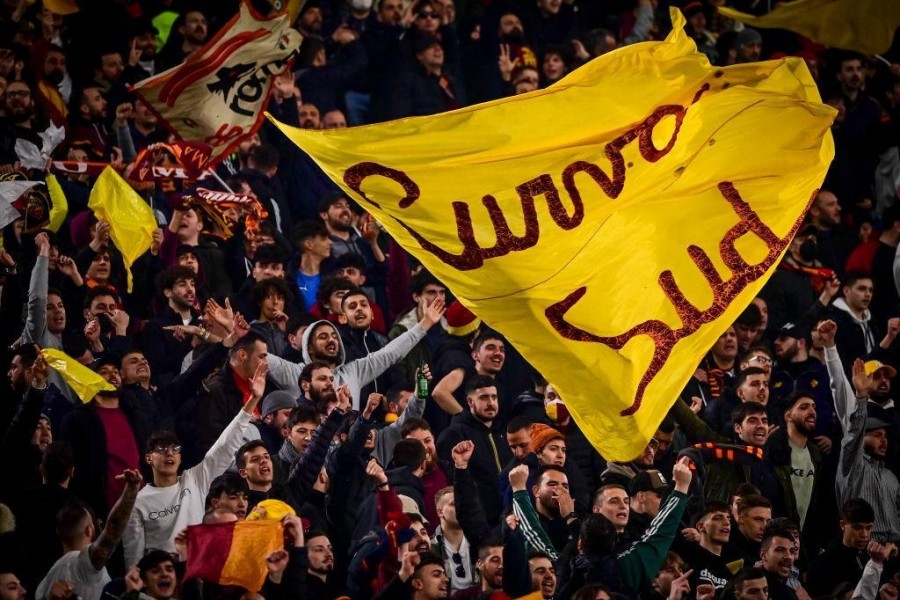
344,85,710,271
545,182,815,417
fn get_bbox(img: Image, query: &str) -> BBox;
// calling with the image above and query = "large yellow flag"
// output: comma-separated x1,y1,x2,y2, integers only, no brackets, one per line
88,167,158,292
270,10,835,460
718,0,900,55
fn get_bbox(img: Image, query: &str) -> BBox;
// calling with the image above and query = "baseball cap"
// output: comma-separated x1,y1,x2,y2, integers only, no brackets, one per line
865,417,891,432
398,494,428,525
629,470,668,496
778,322,810,343
261,390,298,417
864,360,897,379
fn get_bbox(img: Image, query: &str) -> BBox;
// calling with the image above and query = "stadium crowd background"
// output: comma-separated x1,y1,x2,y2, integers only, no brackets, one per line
1,0,900,599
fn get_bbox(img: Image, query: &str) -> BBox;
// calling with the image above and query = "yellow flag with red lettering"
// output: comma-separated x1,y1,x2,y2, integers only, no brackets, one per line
718,0,900,55
269,9,835,460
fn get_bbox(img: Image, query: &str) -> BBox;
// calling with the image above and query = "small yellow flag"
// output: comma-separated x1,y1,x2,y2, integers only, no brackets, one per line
41,348,115,403
46,174,68,233
718,0,900,55
87,167,158,293
270,9,835,460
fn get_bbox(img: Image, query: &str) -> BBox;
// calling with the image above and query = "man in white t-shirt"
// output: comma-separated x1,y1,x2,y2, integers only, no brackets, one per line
36,469,142,600
124,321,268,567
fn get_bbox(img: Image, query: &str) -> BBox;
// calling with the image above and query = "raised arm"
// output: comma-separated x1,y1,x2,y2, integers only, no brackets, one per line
820,320,861,432
23,234,51,343
89,469,142,570
510,464,558,560
837,358,871,482
266,353,306,398
670,397,728,444
617,458,691,593
341,298,445,408
452,441,493,550
284,389,350,507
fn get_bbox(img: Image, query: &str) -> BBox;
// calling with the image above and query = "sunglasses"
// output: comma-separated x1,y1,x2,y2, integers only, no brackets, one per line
451,552,466,578
416,11,438,19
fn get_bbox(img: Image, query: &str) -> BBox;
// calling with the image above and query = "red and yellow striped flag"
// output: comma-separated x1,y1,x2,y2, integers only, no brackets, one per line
183,520,284,591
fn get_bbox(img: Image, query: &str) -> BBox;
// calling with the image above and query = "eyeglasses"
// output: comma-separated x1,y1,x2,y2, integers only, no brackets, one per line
748,355,774,365
151,444,182,454
451,552,466,578
416,11,438,19
647,438,660,452
6,90,30,98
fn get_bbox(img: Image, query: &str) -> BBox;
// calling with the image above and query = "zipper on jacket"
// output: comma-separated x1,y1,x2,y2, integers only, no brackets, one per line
487,433,502,473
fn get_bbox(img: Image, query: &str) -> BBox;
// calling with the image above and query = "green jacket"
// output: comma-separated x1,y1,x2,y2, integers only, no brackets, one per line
555,490,690,598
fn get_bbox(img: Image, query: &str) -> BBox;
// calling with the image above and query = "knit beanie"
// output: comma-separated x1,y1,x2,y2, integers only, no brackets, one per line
529,423,565,453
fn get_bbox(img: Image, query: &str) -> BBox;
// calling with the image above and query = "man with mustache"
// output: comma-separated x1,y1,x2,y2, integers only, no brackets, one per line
769,322,834,449
766,391,825,556
339,287,402,400
820,319,900,542
306,530,346,598
0,80,41,170
142,266,203,385
34,44,68,126
858,356,900,472
437,375,513,523
510,463,575,555
758,527,799,600
155,9,209,71
266,295,445,409
299,361,337,413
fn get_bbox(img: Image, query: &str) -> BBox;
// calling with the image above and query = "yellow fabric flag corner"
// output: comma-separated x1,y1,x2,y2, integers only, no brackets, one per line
270,8,835,461
87,167,158,293
41,348,115,403
718,0,900,55
46,174,69,233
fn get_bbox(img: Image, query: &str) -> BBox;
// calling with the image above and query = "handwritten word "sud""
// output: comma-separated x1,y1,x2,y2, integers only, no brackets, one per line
344,85,710,271
545,182,815,416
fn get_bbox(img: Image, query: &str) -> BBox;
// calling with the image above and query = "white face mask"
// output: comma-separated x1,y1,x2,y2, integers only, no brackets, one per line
350,0,373,10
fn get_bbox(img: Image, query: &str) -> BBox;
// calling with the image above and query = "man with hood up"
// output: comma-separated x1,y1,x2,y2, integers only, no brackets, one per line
266,296,445,409
829,271,881,369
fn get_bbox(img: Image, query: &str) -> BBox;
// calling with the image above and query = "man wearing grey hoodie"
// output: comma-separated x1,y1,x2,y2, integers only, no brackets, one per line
266,296,445,410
